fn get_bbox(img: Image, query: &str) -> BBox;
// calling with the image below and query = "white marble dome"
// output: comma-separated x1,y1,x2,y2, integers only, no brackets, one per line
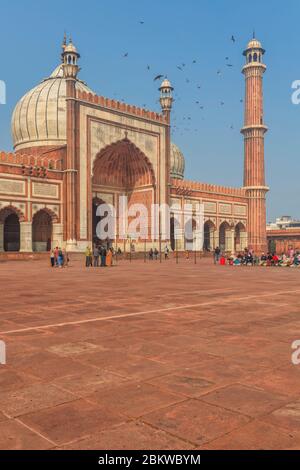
11,63,93,152
170,143,185,180
247,38,262,49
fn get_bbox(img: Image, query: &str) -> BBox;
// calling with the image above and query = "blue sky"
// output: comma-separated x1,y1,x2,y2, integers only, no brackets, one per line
0,0,299,220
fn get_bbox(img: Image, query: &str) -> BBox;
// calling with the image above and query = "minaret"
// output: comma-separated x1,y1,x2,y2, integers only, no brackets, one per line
159,78,174,123
62,37,80,250
241,36,269,253
159,79,174,206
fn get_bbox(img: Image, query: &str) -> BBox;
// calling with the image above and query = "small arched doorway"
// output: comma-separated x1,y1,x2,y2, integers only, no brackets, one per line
219,221,231,252
4,213,20,252
204,221,216,251
32,210,52,252
184,218,197,251
235,222,247,252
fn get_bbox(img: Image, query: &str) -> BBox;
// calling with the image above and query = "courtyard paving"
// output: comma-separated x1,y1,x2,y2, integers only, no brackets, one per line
0,255,300,449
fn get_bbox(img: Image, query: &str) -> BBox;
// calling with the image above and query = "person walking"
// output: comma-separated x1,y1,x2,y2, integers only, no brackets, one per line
154,248,159,260
85,246,92,268
58,248,64,268
93,245,100,267
54,246,59,267
101,246,107,267
164,245,169,260
50,250,55,268
106,248,113,267
214,246,221,264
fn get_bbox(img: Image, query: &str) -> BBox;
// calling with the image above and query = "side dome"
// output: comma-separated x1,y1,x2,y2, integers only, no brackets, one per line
170,143,185,180
11,64,93,152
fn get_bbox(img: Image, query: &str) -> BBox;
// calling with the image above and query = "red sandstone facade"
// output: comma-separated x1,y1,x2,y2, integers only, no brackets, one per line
0,36,268,254
267,229,300,253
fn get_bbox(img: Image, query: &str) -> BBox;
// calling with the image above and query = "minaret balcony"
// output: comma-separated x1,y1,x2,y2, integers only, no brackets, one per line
241,124,268,135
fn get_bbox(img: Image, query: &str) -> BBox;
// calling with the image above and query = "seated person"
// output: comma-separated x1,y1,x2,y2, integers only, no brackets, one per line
246,253,253,265
293,254,300,266
260,253,267,266
266,253,273,266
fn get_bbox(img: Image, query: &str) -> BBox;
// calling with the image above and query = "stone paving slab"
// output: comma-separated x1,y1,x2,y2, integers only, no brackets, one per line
0,257,300,449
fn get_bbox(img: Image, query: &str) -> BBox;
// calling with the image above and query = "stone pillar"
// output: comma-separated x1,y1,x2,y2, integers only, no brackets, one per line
52,223,64,249
20,222,32,252
0,223,3,252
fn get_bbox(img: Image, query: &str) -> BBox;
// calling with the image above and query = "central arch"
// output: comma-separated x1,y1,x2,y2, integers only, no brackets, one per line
93,138,155,190
92,138,156,245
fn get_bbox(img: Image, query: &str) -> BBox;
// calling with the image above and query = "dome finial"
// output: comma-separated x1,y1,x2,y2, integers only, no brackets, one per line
61,36,80,78
62,31,67,53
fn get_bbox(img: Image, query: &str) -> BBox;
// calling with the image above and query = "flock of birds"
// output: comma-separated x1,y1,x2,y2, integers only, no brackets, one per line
117,24,244,137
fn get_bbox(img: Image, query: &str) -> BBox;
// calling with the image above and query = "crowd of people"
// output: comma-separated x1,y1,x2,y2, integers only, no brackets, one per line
50,247,69,268
85,245,118,268
148,246,170,260
214,246,300,267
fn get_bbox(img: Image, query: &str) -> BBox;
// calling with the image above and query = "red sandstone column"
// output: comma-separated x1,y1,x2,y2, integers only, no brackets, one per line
159,79,174,241
62,40,80,250
241,37,269,253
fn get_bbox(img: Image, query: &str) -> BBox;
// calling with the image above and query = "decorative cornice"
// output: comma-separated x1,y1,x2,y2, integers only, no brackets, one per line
77,90,167,124
171,178,247,198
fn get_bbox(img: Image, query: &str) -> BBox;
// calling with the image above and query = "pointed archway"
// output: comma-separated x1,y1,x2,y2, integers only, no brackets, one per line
235,222,247,252
219,221,231,252
92,138,156,245
204,221,216,251
93,138,155,190
32,210,53,252
0,206,24,252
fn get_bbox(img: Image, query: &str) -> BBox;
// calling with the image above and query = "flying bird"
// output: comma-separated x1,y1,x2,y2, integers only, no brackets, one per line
154,74,164,81
226,63,233,67
177,66,183,71
123,52,128,58
217,70,222,75
231,35,236,43
192,60,197,64
139,21,144,24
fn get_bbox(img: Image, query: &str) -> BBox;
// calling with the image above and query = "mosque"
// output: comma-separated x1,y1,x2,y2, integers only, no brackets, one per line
0,35,268,255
